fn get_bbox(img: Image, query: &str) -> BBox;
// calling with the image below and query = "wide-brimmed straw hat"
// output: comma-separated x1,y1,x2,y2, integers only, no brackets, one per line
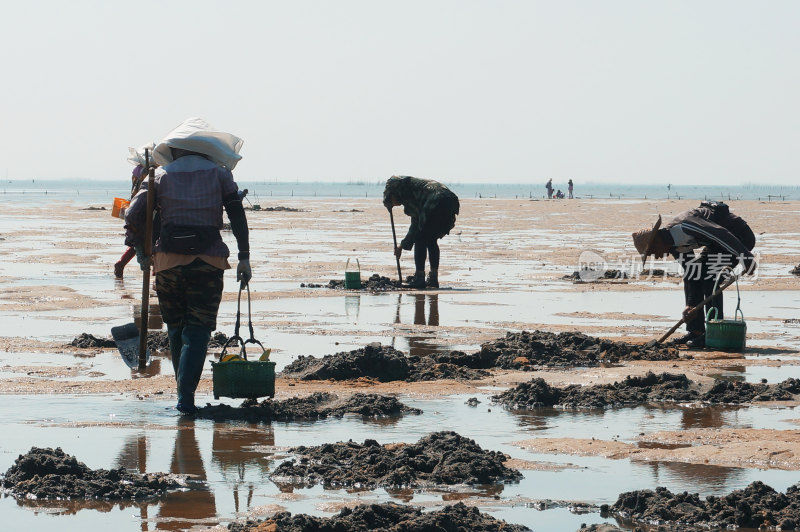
153,117,243,170
631,215,662,265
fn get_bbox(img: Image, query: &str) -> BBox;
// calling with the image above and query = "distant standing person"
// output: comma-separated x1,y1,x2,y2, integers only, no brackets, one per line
383,176,460,289
568,179,574,199
545,178,553,199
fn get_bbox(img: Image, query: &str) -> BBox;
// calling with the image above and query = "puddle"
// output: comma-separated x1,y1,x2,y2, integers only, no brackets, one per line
1,394,799,531
707,364,800,384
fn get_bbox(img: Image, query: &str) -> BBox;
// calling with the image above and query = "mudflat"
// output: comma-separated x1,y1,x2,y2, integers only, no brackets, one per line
0,197,798,531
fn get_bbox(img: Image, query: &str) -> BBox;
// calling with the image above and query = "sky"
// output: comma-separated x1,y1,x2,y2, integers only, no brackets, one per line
0,1,797,185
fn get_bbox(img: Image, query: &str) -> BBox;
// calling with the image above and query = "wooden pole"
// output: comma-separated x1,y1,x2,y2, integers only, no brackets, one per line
138,149,155,371
389,209,403,283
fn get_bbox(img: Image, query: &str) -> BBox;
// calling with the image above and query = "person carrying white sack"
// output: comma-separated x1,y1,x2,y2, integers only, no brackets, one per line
124,117,251,415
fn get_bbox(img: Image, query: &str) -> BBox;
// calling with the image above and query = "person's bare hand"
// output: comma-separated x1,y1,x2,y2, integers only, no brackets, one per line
394,246,402,259
682,305,694,319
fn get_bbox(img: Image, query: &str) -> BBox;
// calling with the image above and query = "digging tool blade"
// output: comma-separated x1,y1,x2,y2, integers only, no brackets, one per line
111,323,151,369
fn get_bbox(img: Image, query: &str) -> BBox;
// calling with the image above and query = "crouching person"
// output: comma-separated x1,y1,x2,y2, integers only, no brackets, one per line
125,118,250,414
383,175,460,289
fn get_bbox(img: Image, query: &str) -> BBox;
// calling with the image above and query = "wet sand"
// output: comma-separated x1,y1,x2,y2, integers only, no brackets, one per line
0,197,799,530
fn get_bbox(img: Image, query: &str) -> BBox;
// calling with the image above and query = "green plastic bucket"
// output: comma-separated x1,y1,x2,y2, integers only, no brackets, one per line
344,258,361,289
704,272,746,352
211,359,276,399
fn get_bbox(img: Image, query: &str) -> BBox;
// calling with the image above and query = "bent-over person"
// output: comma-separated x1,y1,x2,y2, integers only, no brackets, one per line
632,201,756,349
383,175,459,289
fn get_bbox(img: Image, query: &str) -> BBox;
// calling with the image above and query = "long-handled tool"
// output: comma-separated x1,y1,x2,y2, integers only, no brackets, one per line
112,149,155,370
656,271,740,344
389,209,403,283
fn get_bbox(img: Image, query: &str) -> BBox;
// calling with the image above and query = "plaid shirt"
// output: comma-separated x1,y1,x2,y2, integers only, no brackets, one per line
383,176,459,249
124,155,239,257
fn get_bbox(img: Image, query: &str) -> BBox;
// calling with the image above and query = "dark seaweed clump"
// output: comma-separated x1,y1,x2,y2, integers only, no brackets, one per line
494,372,697,408
612,481,800,530
70,333,117,348
281,343,488,382
196,392,421,422
1,447,182,500
228,502,530,532
270,431,522,489
462,330,680,370
494,373,800,409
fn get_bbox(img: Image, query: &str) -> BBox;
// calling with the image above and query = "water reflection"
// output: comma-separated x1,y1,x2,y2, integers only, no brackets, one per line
392,294,445,357
157,417,217,530
345,295,360,321
643,461,745,494
211,422,275,513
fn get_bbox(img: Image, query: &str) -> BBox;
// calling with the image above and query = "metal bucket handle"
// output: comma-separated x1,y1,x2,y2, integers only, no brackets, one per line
707,267,744,323
219,282,266,361
345,258,360,272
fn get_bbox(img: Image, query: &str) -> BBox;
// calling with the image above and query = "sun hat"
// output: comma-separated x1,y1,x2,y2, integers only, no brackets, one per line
152,117,243,170
631,215,662,265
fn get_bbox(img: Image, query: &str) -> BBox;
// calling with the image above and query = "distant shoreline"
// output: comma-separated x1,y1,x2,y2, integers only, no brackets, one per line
1,179,797,203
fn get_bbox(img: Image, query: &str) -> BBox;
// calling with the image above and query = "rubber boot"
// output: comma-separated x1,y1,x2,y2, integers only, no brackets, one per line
426,270,439,288
409,270,426,289
174,325,211,413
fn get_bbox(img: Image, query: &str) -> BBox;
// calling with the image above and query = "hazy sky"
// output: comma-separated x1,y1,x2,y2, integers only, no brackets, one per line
1,1,797,184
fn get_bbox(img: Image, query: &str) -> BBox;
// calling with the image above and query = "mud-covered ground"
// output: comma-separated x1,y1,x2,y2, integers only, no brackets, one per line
303,273,403,291
1,447,183,500
476,331,680,369
494,372,800,408
2,198,800,531
196,392,421,422
70,331,230,351
270,431,522,488
229,501,530,532
280,332,679,384
610,481,800,530
281,342,488,382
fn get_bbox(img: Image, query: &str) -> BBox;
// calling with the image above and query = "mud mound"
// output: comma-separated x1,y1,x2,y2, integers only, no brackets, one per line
494,373,698,409
478,331,679,369
306,273,402,291
494,375,800,409
270,431,522,489
229,502,530,532
562,269,628,282
611,481,800,530
282,343,410,381
1,447,182,500
70,333,117,348
702,378,800,404
280,343,488,382
196,392,421,422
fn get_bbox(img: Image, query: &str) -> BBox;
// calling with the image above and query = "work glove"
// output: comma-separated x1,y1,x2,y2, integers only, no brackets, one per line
237,258,251,286
135,245,149,271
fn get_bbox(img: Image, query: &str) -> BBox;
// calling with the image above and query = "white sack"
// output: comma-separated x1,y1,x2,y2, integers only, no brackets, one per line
153,117,243,170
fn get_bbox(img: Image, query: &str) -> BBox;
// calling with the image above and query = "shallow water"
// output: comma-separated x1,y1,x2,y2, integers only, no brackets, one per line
1,392,798,531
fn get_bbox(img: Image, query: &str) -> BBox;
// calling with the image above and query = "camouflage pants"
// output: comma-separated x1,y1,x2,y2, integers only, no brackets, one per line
156,259,224,331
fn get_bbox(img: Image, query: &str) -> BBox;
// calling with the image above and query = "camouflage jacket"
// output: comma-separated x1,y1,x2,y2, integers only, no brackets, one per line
383,176,459,249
